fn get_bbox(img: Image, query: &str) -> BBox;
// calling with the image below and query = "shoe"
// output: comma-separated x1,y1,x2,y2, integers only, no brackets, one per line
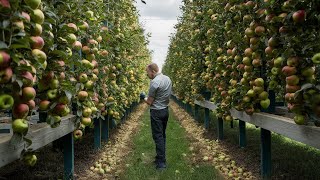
156,162,166,170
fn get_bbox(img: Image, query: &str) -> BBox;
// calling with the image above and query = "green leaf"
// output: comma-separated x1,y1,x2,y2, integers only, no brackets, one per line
23,137,33,148
77,110,82,117
10,43,30,49
0,41,8,49
16,79,23,88
2,20,10,29
10,133,23,147
49,102,57,110
64,90,72,101
50,50,67,58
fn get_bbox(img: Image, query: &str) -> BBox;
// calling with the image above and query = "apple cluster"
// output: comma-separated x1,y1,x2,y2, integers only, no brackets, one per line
164,0,320,126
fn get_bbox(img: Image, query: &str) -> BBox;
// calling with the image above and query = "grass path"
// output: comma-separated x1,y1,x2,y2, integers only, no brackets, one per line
120,108,220,180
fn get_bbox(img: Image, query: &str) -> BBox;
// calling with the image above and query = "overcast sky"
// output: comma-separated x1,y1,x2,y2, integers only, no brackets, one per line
134,0,183,71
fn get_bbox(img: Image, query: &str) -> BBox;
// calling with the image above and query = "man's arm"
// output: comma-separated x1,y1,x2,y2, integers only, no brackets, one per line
144,96,154,105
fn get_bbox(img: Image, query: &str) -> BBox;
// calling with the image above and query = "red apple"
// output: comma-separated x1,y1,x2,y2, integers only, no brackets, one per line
282,66,297,76
78,91,88,101
255,26,265,36
0,67,12,83
292,10,306,23
22,87,36,101
30,36,44,49
21,71,34,86
66,23,78,33
72,41,82,50
0,51,11,68
39,100,50,111
286,75,299,85
26,100,35,110
13,103,29,119
21,12,30,22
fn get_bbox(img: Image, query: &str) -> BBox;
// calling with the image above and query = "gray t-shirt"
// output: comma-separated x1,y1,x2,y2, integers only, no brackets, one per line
148,73,172,110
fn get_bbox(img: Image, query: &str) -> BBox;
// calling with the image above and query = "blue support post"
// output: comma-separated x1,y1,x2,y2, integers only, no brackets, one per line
205,108,210,130
194,104,199,122
239,120,246,148
94,118,101,149
261,128,271,179
63,132,74,179
218,118,223,140
101,116,109,142
203,91,211,130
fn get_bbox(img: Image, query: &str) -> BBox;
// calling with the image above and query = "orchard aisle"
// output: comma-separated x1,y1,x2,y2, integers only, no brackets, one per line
118,103,221,180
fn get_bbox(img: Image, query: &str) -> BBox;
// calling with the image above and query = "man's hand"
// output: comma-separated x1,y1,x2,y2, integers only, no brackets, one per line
144,96,154,105
140,92,146,100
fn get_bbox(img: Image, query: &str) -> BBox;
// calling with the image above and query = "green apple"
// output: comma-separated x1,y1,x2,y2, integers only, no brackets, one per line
66,33,77,45
312,53,320,64
259,91,268,100
294,114,305,125
81,117,92,126
24,0,41,9
91,106,98,113
31,9,44,24
246,89,255,97
12,119,28,134
82,107,92,117
49,79,59,89
254,78,264,87
0,94,14,110
85,80,94,90
73,129,83,140
79,73,88,83
47,89,58,99
32,49,47,63
23,153,37,166
260,99,270,109
58,96,69,105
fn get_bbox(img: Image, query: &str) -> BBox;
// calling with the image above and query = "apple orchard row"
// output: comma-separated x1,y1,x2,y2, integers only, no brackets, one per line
163,0,320,126
0,0,150,165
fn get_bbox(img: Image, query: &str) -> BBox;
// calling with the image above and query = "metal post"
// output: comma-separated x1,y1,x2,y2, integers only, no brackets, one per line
94,118,101,149
63,133,74,179
261,128,272,179
239,120,246,148
217,118,223,140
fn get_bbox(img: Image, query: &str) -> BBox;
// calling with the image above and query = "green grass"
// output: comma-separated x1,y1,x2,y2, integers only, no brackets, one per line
192,107,320,179
120,108,221,180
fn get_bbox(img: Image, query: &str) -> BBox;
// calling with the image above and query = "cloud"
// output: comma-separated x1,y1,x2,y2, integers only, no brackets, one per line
135,0,182,71
136,0,182,19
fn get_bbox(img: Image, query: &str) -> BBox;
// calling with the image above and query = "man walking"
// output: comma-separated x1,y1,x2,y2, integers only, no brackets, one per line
141,63,172,170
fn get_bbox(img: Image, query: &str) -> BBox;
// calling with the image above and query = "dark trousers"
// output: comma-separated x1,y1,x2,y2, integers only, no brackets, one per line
150,107,169,164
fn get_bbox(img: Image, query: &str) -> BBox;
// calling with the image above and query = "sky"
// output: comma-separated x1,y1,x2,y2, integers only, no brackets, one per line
134,0,183,71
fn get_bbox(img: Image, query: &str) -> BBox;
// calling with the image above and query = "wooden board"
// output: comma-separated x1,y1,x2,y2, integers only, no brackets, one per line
193,99,320,150
0,115,76,168
230,109,320,149
194,100,218,110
